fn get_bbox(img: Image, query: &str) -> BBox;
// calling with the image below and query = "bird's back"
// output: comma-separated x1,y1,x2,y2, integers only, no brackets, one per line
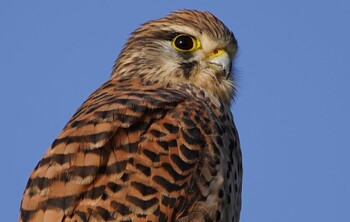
20,77,241,222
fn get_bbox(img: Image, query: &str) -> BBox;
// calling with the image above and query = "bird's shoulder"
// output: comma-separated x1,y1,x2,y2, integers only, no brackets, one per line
20,76,229,222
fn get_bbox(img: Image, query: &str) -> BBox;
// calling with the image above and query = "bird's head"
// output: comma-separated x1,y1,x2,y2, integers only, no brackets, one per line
112,10,238,103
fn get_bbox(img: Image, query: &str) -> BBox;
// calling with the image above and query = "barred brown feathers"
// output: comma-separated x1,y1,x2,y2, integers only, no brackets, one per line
20,10,242,222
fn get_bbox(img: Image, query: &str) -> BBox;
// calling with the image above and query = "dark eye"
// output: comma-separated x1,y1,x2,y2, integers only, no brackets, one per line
172,34,200,52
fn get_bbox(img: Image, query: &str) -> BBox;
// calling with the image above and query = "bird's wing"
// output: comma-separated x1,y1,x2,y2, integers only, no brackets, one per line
20,77,222,222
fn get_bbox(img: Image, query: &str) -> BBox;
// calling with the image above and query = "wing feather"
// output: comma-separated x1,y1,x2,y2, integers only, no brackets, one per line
20,77,217,221
20,77,237,222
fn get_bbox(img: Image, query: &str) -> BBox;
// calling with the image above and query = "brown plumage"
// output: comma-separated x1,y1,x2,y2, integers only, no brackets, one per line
20,10,242,222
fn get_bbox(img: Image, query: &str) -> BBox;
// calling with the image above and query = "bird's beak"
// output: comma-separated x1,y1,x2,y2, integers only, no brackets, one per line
207,49,232,79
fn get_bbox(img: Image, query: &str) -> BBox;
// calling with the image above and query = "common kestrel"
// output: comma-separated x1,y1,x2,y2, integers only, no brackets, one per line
20,10,242,222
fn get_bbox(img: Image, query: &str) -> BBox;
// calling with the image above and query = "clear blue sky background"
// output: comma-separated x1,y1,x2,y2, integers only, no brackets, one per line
1,1,349,221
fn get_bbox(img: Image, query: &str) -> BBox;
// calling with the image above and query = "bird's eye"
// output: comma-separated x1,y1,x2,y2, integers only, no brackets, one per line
172,34,200,52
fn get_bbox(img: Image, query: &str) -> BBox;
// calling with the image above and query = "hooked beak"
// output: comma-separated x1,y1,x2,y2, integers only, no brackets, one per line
207,49,232,79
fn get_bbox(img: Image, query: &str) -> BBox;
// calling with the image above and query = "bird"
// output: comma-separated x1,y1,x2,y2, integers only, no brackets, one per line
20,9,242,222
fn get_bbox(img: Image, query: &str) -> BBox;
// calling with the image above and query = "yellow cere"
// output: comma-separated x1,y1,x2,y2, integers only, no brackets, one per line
208,49,225,59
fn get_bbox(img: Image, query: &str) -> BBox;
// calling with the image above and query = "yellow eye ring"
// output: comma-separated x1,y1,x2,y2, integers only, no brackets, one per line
172,34,201,52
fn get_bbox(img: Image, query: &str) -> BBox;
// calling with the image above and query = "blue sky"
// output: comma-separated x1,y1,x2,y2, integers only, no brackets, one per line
1,1,350,221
